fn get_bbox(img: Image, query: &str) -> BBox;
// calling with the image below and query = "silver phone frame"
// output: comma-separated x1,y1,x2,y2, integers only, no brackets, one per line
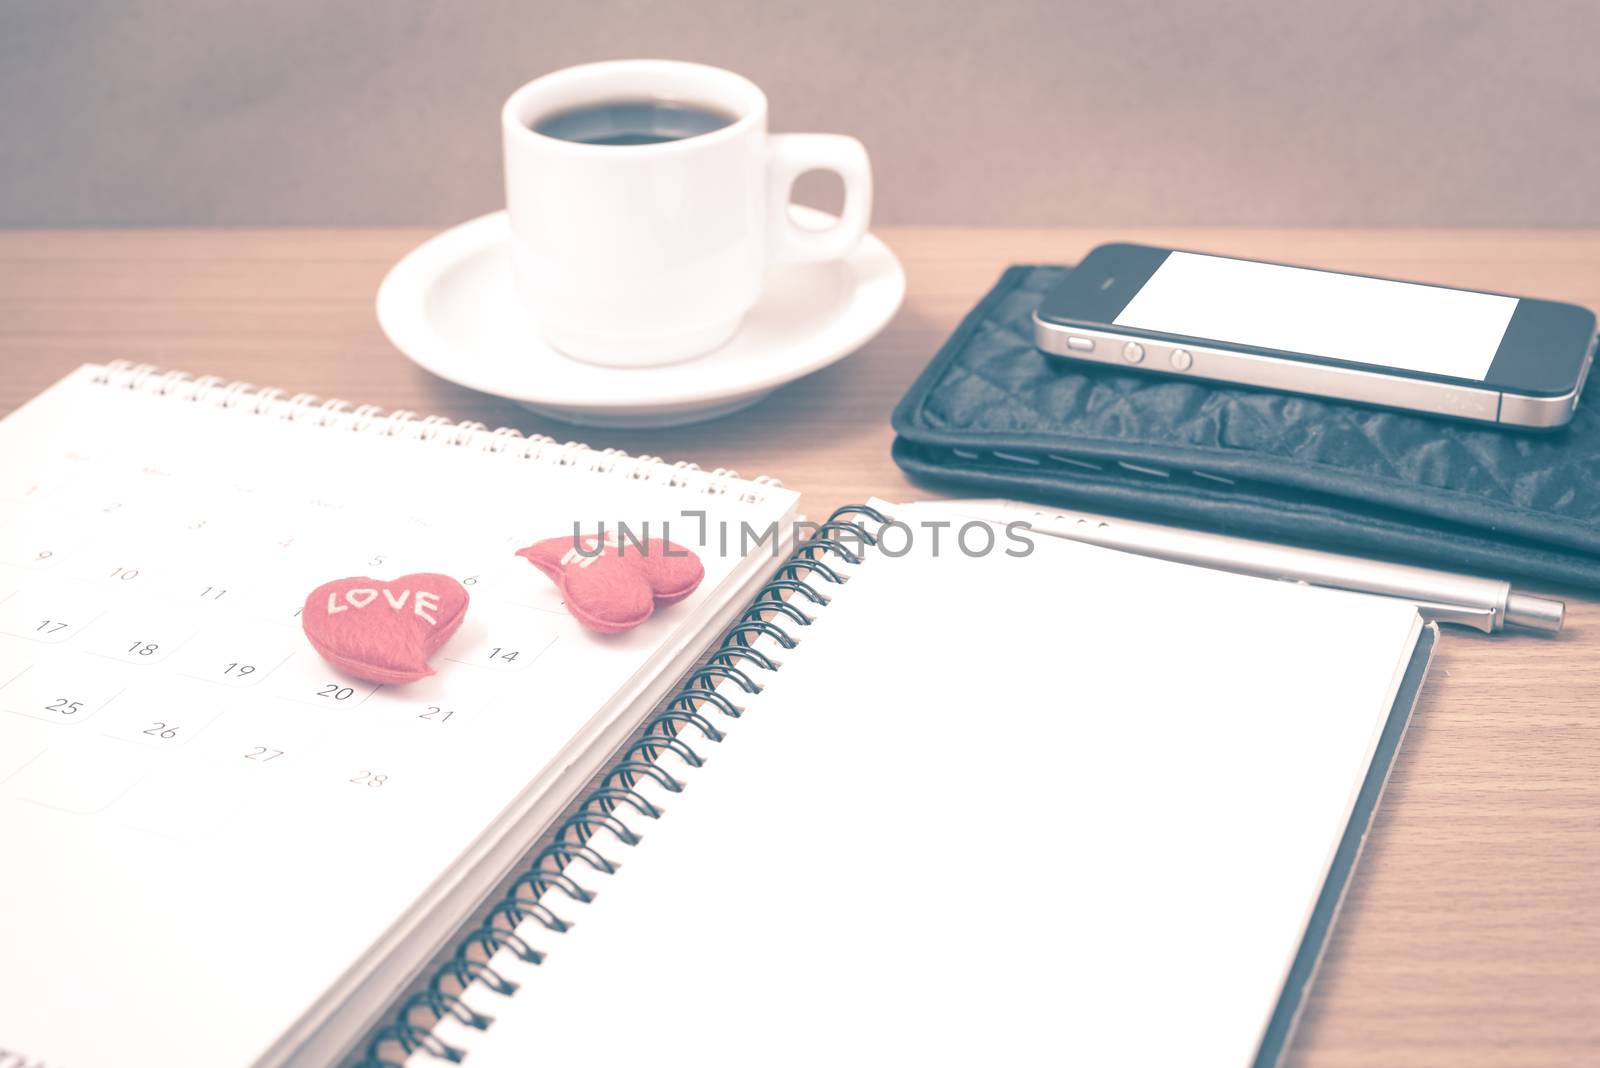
1033,316,1595,429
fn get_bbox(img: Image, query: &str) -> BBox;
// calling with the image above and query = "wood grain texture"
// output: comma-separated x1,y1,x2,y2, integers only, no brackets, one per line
2,227,1597,1065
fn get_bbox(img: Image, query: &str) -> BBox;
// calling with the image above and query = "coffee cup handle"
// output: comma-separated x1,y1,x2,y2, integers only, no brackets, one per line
766,134,873,263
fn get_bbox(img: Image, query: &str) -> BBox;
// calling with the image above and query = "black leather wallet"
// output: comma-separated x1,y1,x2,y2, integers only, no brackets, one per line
891,265,1600,589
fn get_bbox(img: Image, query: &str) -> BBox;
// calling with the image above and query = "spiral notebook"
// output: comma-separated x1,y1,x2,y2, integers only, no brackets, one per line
0,363,800,1068
379,505,1435,1068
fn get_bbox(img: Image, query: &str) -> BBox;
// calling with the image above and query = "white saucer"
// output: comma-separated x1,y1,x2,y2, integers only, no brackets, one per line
376,207,905,427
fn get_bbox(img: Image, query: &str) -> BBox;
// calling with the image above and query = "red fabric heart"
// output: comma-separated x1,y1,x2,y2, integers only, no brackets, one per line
516,532,704,633
302,573,469,684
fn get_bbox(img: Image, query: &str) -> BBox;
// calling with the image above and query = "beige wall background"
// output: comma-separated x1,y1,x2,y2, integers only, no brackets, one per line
2,0,1597,228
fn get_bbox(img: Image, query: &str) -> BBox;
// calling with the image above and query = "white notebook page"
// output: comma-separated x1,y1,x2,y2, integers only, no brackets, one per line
0,366,798,1068
427,519,1423,1067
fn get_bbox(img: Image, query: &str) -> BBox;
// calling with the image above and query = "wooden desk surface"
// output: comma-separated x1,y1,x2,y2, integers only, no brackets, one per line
2,228,1597,1066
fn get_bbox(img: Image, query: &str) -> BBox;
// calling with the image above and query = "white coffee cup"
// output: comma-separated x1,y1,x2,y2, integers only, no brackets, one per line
502,59,873,366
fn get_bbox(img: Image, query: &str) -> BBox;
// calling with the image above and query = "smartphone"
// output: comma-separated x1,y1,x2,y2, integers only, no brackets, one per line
1033,243,1598,428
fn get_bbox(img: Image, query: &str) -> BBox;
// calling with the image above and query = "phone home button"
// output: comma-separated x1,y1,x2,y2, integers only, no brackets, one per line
1170,348,1193,371
1121,342,1145,364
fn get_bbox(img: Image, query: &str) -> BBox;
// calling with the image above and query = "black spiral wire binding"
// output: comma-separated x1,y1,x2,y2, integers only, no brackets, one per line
356,505,886,1068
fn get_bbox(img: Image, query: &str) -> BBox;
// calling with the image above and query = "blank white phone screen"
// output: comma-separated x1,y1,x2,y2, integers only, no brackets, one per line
1114,251,1518,381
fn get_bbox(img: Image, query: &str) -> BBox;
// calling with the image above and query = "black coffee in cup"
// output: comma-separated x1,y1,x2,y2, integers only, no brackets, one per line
533,99,737,146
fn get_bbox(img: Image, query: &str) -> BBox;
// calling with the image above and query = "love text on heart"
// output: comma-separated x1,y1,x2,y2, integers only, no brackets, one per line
326,588,443,625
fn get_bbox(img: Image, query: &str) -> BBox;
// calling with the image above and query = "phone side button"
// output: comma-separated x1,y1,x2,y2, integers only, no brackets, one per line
1170,348,1194,371
1067,336,1095,351
1122,342,1146,364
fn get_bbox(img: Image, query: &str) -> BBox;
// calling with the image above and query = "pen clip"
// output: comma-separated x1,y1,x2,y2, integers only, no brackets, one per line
1411,600,1496,633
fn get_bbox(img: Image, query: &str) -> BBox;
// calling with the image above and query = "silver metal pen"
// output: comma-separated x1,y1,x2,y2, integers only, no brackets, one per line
897,498,1565,634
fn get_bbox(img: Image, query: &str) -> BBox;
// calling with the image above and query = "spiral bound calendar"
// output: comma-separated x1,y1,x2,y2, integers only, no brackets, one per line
373,505,1435,1068
0,363,800,1068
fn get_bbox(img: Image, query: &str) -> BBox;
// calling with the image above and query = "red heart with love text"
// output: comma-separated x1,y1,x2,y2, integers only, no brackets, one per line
301,573,469,684
516,532,704,634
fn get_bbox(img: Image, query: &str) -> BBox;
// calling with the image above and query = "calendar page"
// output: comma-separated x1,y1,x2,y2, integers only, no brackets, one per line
0,365,799,1068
